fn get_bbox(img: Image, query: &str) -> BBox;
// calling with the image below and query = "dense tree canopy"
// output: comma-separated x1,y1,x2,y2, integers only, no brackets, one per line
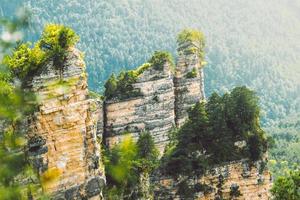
271,170,300,200
162,86,268,179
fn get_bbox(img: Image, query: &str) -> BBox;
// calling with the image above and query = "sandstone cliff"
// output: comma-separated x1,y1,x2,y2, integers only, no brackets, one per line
104,39,205,153
24,28,271,199
174,41,205,127
102,30,271,199
154,159,271,200
27,48,105,199
104,61,175,152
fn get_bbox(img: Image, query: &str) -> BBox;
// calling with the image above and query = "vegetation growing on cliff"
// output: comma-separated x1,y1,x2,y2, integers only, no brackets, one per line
157,86,269,199
104,51,174,100
3,42,45,80
161,86,268,179
148,51,174,71
177,29,205,60
186,67,198,78
3,24,79,81
39,24,79,68
104,133,159,199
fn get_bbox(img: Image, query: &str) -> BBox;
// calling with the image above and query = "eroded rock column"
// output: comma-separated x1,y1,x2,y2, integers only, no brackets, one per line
105,61,175,153
27,48,105,199
174,40,206,127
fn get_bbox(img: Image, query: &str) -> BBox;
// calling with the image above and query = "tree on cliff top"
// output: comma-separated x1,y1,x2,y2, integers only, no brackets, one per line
177,29,205,46
104,51,174,100
39,24,79,69
148,51,174,71
160,86,268,199
177,29,205,60
4,24,79,82
162,86,268,178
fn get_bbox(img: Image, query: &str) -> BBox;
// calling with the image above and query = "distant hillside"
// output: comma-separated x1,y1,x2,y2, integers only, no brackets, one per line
1,0,299,125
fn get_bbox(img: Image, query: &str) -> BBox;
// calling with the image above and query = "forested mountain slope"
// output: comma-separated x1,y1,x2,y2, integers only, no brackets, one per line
1,0,299,124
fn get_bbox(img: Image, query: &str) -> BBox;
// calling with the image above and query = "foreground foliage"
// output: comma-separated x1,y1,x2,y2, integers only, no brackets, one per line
104,133,159,199
0,10,40,200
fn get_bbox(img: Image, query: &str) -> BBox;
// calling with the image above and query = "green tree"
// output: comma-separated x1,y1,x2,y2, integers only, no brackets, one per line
147,51,174,71
206,92,235,163
177,29,205,60
3,42,46,81
164,102,209,178
271,170,300,200
39,24,79,71
162,87,268,181
104,73,117,99
105,133,159,200
3,24,79,82
135,132,159,200
136,132,159,172
225,86,260,135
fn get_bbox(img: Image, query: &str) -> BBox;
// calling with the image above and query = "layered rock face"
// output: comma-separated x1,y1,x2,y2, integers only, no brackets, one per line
105,41,206,152
174,41,205,127
23,30,271,199
105,62,175,152
27,48,105,199
154,159,271,200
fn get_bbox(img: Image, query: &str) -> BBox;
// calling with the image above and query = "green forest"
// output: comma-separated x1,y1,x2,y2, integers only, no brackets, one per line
0,0,299,199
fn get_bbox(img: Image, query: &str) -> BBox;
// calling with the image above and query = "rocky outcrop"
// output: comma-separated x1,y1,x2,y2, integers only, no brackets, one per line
105,61,175,152
104,41,206,152
27,48,105,199
24,31,271,199
154,159,271,200
174,41,205,127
